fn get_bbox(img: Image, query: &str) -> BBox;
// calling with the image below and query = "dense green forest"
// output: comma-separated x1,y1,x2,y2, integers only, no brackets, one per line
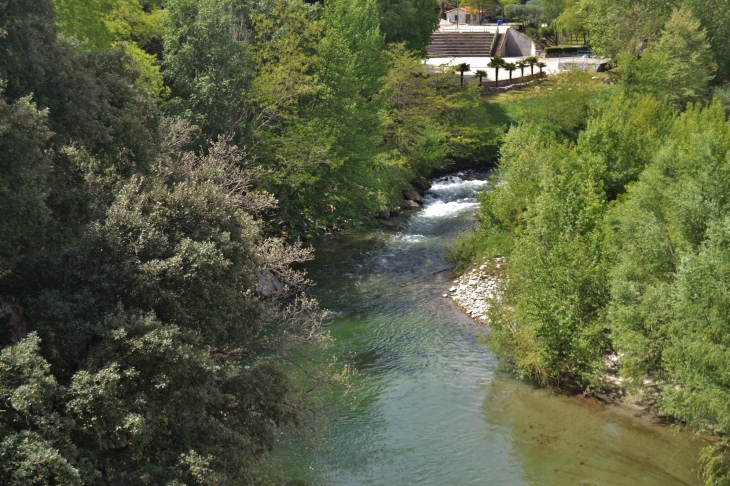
454,2,730,484
0,0,488,483
5,0,730,482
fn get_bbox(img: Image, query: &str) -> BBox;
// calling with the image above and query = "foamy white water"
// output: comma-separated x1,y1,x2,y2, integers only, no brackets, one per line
418,172,488,219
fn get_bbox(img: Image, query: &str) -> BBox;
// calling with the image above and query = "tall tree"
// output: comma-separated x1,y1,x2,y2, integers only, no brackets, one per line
163,0,253,141
0,88,52,279
653,6,714,109
376,0,439,53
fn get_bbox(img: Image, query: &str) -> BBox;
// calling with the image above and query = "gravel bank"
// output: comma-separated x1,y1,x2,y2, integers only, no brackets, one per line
444,257,506,324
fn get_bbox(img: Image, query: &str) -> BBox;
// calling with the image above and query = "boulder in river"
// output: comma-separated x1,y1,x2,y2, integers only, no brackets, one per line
403,199,421,209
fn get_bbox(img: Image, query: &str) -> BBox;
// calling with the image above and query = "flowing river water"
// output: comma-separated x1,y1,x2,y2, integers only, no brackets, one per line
278,171,704,485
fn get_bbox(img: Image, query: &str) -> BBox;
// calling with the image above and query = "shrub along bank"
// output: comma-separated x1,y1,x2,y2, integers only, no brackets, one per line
453,5,730,483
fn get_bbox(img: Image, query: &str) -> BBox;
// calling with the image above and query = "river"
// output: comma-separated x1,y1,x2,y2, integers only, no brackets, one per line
278,171,704,485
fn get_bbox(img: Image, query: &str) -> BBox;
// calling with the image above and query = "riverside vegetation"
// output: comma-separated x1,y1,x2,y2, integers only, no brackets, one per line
453,2,730,484
0,0,512,483
0,0,727,484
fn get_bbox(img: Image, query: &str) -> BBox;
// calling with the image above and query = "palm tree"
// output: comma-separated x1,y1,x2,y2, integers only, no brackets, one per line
525,56,538,76
457,62,471,86
475,69,487,86
487,56,505,86
504,62,517,85
516,60,528,80
537,61,547,77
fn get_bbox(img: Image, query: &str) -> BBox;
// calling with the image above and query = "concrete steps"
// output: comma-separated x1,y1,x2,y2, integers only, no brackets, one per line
492,33,505,56
427,31,494,57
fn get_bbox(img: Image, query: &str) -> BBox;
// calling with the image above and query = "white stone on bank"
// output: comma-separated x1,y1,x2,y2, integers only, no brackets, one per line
447,257,506,324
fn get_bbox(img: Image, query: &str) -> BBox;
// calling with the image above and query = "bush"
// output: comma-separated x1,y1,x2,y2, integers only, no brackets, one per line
544,45,587,55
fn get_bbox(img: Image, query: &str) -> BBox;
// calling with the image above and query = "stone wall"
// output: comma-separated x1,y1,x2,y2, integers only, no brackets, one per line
504,28,536,57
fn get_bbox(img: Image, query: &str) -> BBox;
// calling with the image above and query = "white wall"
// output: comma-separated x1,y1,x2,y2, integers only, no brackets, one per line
446,9,480,25
504,28,536,57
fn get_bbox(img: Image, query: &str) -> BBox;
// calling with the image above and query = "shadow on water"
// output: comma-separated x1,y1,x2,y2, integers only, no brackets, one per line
274,170,703,486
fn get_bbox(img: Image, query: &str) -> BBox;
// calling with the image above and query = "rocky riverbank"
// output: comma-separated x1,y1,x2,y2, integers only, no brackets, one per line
444,257,506,324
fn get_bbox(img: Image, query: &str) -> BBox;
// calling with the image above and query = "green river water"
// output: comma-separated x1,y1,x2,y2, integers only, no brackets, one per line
278,172,705,485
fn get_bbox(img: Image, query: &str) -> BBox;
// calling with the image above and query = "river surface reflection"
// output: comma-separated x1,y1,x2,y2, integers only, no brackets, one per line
278,171,703,485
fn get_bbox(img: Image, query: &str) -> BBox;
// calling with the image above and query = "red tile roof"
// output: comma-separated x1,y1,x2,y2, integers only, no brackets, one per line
445,6,478,14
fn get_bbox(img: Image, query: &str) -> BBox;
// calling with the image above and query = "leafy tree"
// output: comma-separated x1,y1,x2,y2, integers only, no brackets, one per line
475,69,487,85
163,0,253,141
606,100,730,385
15,139,333,484
379,43,449,177
488,56,505,86
577,0,677,58
537,60,546,76
677,0,730,81
505,0,547,25
53,0,167,98
641,6,714,110
0,334,81,485
576,93,670,200
554,2,589,44
458,62,471,85
504,61,516,83
0,0,159,273
0,87,52,279
516,59,527,79
376,0,439,52
486,124,610,387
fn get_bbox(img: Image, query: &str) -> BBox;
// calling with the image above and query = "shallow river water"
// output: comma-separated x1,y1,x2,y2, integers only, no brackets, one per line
279,172,704,485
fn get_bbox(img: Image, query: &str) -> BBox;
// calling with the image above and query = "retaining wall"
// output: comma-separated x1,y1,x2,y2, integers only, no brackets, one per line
504,29,536,57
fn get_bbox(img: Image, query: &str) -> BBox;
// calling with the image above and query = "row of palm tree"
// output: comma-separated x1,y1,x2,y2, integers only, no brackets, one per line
482,56,546,87
457,57,547,87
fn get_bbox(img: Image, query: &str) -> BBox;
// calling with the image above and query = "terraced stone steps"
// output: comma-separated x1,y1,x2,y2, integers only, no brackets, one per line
427,31,494,57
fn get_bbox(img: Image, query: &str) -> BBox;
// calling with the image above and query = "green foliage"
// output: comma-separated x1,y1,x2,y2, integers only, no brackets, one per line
0,0,532,482
0,335,81,485
505,1,549,24
607,101,730,385
576,93,671,199
15,141,332,484
576,0,674,58
712,85,730,114
553,2,588,39
465,92,676,388
684,0,730,81
627,6,714,110
543,45,586,54
376,0,439,53
54,0,167,98
465,94,730,478
0,88,52,278
163,0,253,140
496,71,610,140
380,44,448,175
487,129,610,387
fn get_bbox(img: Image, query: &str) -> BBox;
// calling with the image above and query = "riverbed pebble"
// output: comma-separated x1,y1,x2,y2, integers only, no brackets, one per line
448,257,506,324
